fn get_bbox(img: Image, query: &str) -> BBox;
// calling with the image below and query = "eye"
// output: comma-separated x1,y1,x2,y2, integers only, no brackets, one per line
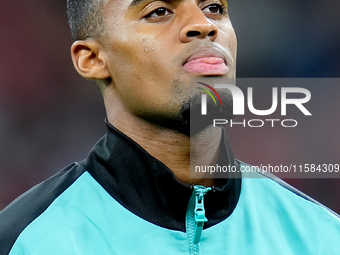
202,4,227,14
145,7,173,19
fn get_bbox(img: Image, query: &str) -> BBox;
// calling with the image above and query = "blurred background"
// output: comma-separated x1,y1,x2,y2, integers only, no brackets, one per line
0,0,339,213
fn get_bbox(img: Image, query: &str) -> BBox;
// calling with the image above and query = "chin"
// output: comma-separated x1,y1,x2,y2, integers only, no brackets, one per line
179,90,234,136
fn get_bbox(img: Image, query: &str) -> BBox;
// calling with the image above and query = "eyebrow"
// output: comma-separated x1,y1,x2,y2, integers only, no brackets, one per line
129,0,179,8
129,0,147,8
129,0,228,8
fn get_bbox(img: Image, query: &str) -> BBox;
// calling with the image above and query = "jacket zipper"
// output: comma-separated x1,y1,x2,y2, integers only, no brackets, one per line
186,186,212,255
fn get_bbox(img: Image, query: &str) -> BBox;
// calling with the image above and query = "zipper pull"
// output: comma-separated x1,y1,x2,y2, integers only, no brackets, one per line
193,186,211,244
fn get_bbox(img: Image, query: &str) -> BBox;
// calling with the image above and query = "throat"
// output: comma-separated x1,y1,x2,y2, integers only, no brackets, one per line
128,124,223,187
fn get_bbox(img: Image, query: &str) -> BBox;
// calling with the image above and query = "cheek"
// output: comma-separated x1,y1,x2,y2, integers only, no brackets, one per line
106,37,179,113
218,21,237,53
110,35,165,75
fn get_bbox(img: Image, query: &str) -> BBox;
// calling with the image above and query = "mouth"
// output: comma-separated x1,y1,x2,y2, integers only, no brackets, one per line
182,48,229,75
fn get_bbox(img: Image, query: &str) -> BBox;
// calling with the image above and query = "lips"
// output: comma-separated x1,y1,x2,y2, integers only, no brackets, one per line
182,49,229,75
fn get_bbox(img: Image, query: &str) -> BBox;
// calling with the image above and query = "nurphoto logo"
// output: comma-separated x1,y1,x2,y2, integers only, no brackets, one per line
196,82,223,115
195,79,312,128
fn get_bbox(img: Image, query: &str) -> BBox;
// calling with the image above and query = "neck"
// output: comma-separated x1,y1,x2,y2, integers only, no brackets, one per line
106,101,222,187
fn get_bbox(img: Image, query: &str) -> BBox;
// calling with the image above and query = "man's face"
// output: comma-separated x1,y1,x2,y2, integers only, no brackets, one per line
101,0,237,126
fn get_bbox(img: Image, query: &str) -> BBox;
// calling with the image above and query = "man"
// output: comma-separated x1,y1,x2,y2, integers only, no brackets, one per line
0,0,339,254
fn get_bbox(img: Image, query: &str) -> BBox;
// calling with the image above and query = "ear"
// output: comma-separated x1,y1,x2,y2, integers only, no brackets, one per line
71,40,110,80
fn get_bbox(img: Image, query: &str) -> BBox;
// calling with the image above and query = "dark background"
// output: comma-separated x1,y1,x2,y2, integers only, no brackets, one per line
0,0,339,213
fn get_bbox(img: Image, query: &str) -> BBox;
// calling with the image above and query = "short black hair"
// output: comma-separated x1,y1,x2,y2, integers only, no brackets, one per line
66,0,104,41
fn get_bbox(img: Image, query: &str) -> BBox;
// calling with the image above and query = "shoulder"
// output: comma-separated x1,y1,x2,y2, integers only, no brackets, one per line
0,163,87,255
238,160,339,213
235,160,340,251
237,160,340,217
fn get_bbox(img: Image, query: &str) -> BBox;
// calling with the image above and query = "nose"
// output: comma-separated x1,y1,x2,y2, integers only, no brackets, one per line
179,8,218,43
